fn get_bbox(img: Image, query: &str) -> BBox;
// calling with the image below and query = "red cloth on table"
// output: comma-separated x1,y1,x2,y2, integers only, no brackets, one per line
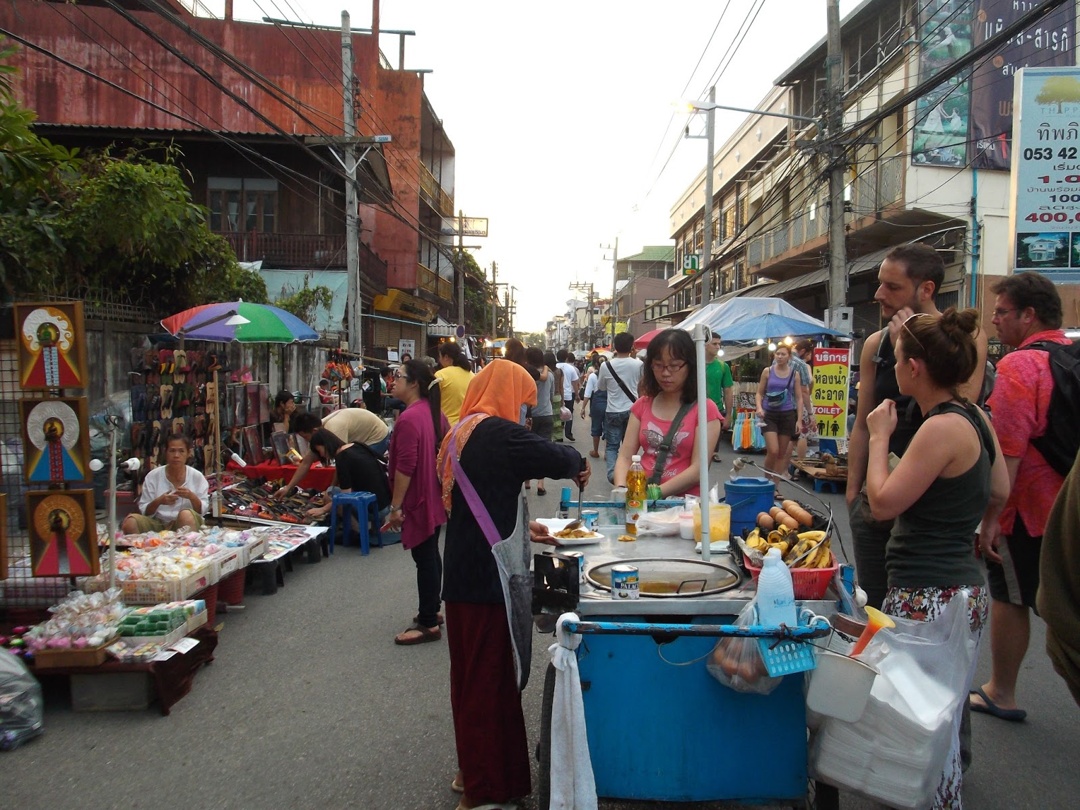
446,601,531,804
231,460,335,491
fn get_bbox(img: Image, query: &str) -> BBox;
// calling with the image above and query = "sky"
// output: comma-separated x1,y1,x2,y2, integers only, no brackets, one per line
228,0,861,333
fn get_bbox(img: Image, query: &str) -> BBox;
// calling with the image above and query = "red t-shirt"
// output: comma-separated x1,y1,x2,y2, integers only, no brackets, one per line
630,397,721,496
987,329,1070,536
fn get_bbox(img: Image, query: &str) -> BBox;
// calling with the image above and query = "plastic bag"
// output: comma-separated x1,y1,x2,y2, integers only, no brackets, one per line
634,505,682,536
809,593,978,809
0,651,44,751
706,600,783,695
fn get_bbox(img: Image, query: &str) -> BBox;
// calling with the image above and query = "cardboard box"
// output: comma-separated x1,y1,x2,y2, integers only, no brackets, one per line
33,636,117,670
71,672,153,711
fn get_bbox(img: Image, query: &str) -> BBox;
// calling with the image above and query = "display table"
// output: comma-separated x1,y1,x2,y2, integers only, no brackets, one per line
230,460,335,491
31,626,218,715
792,458,848,493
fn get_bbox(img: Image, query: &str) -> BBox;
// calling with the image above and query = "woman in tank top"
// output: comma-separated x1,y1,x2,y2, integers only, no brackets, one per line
865,308,1009,809
755,344,805,480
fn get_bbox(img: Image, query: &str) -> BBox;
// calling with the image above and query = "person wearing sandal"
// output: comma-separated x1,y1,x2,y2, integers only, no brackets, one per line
581,355,605,459
438,360,589,810
385,360,449,646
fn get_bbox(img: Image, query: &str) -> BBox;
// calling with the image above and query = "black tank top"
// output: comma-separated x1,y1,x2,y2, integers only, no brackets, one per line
871,329,923,456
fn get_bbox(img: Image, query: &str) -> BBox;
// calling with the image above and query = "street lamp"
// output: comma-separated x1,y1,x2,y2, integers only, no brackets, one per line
683,93,816,306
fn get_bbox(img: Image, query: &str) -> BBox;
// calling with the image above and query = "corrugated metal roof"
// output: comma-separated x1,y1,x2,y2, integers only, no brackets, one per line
260,268,348,335
742,268,829,298
623,246,675,263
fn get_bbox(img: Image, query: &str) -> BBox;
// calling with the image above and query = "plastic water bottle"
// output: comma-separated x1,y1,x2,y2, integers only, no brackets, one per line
756,547,797,627
625,455,647,536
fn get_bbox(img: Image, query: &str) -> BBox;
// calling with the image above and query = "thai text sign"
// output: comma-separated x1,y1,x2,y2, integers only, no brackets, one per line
1009,67,1080,283
811,347,851,440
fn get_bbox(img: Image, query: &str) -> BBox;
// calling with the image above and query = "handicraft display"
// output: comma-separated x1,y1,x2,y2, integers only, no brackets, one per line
19,397,91,483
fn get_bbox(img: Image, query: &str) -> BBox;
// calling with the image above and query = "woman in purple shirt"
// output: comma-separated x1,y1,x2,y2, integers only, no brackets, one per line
385,360,450,645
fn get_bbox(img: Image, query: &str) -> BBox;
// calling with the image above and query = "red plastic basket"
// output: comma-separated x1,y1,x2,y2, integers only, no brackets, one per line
743,551,838,600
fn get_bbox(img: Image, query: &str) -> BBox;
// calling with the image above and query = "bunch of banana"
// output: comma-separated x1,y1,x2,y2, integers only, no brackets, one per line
785,530,832,569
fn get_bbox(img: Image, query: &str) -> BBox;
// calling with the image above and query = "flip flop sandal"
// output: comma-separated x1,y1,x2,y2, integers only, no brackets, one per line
968,687,1026,722
394,622,441,645
450,774,464,793
412,612,445,626
160,385,173,419
172,417,186,436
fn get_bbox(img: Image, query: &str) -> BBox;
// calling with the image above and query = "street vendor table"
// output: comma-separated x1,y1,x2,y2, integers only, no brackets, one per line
30,626,218,716
229,460,335,491
533,527,839,808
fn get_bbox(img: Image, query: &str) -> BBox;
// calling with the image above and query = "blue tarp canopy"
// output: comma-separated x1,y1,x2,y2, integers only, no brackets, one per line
679,297,847,342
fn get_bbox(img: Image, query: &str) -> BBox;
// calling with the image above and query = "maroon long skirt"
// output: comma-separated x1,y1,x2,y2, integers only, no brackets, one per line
446,601,532,804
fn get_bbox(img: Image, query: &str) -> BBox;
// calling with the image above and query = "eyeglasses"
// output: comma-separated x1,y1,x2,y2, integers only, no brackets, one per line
992,307,1017,318
651,361,687,375
393,371,407,380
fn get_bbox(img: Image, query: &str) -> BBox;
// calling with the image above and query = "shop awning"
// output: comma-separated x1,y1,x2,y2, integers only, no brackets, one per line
742,268,829,298
428,317,458,337
373,289,438,323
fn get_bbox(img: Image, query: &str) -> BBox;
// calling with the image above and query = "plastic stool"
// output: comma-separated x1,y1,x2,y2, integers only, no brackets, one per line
329,491,382,555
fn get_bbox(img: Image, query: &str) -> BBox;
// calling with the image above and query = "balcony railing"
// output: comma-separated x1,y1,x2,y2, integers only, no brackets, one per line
218,231,387,291
417,263,453,301
418,162,455,218
746,155,905,267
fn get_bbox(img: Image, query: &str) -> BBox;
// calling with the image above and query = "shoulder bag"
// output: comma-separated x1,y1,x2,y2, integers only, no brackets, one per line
648,402,694,485
604,361,637,403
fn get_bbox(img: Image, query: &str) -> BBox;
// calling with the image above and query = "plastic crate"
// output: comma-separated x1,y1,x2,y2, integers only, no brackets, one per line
120,567,213,605
743,551,838,600
210,548,243,583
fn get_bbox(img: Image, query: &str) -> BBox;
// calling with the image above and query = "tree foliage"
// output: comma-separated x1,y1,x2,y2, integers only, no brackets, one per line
274,278,333,326
0,45,264,311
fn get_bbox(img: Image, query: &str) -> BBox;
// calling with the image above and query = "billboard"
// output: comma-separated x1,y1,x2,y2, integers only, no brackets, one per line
811,347,852,441
1008,67,1080,283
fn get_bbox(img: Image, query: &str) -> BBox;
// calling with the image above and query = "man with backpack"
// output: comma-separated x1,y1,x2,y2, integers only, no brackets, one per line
970,271,1073,723
597,331,644,483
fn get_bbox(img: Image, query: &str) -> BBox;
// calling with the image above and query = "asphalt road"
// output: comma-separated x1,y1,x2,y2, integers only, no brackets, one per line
2,424,1076,809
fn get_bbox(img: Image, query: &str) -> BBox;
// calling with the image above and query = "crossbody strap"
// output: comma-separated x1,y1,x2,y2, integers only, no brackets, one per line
648,402,694,484
447,419,502,548
605,362,637,403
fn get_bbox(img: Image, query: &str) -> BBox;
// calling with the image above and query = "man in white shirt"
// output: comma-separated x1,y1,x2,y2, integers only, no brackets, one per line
556,350,581,441
596,332,644,483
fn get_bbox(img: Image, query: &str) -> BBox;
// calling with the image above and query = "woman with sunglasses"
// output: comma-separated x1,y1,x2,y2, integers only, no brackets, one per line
755,344,805,480
613,329,721,497
385,360,450,645
865,309,1009,808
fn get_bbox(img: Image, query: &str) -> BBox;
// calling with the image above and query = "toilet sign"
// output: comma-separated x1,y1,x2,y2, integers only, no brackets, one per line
682,254,701,275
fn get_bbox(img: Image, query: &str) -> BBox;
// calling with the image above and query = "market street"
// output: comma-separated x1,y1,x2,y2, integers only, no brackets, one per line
2,431,1077,809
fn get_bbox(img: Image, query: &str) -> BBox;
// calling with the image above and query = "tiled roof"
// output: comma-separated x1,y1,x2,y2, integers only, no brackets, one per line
622,246,675,263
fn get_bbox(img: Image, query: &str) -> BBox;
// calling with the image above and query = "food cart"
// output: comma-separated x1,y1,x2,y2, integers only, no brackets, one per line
533,520,843,809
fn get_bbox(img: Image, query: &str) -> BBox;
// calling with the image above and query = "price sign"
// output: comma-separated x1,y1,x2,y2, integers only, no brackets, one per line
1010,67,1080,283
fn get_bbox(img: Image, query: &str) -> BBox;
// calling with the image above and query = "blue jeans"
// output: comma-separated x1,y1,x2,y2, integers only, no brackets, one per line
604,410,631,484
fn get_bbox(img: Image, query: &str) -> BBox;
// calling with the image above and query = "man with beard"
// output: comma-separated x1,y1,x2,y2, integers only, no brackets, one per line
846,243,986,611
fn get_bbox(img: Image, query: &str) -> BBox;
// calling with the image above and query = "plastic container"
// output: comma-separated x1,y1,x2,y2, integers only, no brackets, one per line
724,477,775,537
743,550,839,599
678,512,695,540
806,650,878,722
625,456,647,536
692,503,731,544
755,548,797,627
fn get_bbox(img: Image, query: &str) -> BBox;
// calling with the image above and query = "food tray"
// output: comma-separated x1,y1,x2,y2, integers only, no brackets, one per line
743,551,838,600
33,635,119,670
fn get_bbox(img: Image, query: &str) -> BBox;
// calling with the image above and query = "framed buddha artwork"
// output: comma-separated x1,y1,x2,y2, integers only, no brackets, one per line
27,490,99,577
19,397,91,484
14,303,89,390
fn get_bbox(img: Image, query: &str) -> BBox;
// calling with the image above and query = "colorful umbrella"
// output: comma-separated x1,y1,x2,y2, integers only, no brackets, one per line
632,328,667,350
161,301,319,343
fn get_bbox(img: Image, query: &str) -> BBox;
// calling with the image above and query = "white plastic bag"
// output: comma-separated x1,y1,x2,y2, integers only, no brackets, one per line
809,593,978,809
634,505,682,536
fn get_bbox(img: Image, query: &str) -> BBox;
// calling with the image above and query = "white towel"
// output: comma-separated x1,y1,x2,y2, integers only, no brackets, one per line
547,613,598,810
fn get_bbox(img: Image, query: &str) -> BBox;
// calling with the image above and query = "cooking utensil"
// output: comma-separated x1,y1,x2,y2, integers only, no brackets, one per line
562,486,585,531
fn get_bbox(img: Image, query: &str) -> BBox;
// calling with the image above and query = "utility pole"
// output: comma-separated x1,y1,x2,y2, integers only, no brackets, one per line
702,85,716,304
602,239,619,344
341,11,361,356
456,210,465,330
825,0,847,328
570,282,595,350
490,261,498,336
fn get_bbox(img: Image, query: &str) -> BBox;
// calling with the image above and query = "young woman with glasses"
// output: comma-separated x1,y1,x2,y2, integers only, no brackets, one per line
612,329,721,497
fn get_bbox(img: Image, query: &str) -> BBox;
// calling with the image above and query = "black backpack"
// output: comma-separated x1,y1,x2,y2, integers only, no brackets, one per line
1024,340,1080,476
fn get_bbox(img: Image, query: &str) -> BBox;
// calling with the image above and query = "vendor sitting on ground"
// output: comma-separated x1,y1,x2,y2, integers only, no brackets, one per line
272,409,391,499
122,435,209,534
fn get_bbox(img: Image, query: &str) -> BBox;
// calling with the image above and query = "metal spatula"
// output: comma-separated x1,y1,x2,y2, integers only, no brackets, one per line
563,485,585,531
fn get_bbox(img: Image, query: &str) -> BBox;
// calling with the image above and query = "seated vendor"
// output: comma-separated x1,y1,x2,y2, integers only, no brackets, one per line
122,435,209,534
272,389,298,432
272,410,391,499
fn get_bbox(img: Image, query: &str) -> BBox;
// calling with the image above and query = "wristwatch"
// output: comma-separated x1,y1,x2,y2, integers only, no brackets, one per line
389,505,402,513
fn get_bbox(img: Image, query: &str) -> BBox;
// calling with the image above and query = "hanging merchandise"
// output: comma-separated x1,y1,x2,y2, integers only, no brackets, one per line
732,410,765,453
